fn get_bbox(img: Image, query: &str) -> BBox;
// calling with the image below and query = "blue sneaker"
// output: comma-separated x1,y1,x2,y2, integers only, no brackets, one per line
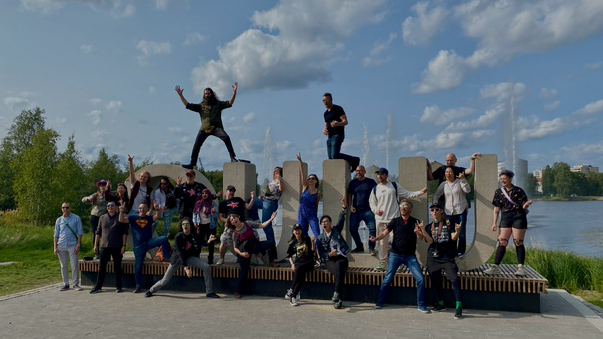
417,306,431,314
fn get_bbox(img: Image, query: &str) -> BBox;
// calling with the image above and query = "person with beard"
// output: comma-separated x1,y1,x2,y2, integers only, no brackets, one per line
175,83,240,167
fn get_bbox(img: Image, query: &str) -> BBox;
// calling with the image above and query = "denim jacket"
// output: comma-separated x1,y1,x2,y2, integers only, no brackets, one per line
316,210,349,260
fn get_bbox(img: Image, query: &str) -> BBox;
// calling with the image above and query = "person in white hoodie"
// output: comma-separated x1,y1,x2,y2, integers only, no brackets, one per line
369,167,427,271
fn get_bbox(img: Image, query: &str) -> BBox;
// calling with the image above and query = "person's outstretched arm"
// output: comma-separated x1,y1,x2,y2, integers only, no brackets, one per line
228,82,238,106
175,85,189,107
127,154,135,186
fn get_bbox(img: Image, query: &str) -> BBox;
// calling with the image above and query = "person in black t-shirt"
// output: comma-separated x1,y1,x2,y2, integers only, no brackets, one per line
322,92,360,172
423,203,463,319
175,169,210,220
347,165,377,254
285,223,315,306
369,199,430,313
216,185,247,265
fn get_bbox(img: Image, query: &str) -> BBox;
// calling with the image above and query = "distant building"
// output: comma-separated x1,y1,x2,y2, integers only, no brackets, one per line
570,164,599,174
533,168,543,193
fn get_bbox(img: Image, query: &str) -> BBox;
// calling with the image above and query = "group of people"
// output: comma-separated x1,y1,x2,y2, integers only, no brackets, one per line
53,84,533,318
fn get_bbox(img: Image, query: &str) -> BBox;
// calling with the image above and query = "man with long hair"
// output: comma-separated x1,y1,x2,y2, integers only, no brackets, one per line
176,82,240,167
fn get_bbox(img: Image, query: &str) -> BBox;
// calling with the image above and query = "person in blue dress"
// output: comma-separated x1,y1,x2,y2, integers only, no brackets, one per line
296,153,321,245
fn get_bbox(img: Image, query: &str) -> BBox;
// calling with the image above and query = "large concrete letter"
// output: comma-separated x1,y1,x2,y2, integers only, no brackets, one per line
223,162,256,200
399,157,429,264
277,160,306,260
456,154,498,271
322,159,350,242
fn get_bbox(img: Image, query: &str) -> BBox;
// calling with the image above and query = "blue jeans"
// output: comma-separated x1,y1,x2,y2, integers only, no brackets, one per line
326,134,358,166
448,209,468,255
349,209,376,250
133,236,171,288
376,253,425,307
161,207,178,237
261,199,279,244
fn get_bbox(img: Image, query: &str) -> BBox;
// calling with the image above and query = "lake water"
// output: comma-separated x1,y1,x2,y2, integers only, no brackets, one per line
265,200,603,258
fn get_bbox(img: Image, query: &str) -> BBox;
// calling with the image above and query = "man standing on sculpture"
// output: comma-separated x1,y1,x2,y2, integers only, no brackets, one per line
322,93,360,172
347,165,377,254
54,201,84,291
176,82,239,168
369,168,427,271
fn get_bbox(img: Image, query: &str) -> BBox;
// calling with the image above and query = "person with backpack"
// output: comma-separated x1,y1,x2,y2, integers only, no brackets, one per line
369,167,427,271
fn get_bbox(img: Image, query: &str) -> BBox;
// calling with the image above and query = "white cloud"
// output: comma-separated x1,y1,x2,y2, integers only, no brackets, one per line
243,111,256,123
540,88,558,98
136,40,171,66
167,126,182,133
420,105,474,125
561,142,603,163
80,44,93,54
544,100,560,110
445,104,505,131
20,0,64,13
88,110,102,125
402,1,449,45
110,1,135,19
90,98,102,106
154,0,172,10
517,116,566,141
480,82,526,102
416,0,603,93
4,96,30,110
573,99,603,115
106,100,122,111
184,32,205,46
363,33,397,67
191,0,386,95
584,61,602,70
149,86,156,95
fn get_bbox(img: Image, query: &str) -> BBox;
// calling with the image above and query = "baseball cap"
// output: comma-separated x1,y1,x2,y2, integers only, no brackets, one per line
226,185,236,192
375,167,388,175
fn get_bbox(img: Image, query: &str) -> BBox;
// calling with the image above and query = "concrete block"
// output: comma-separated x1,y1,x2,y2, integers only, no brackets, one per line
399,157,429,264
277,160,306,260
322,159,350,242
223,162,256,200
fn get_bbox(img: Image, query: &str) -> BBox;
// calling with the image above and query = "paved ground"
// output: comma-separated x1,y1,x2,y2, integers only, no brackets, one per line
1,284,602,339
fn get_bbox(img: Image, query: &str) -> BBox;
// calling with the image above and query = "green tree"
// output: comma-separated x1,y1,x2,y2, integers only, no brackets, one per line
200,169,224,193
541,165,555,196
0,107,47,210
86,148,127,191
525,173,539,196
553,163,578,197
13,128,59,224
51,135,88,217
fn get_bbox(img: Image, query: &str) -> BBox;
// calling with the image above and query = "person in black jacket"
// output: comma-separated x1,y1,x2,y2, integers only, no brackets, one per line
144,218,220,298
284,224,316,306
316,197,349,309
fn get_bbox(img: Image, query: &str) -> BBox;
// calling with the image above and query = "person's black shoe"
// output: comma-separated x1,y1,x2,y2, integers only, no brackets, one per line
115,288,123,293
181,163,194,169
433,303,447,311
230,157,239,162
334,301,343,309
89,287,102,294
144,291,153,298
206,292,220,298
455,307,463,319
133,286,142,293
351,247,364,253
59,285,70,291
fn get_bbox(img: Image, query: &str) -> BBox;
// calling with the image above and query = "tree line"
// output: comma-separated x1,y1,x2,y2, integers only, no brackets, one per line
0,107,223,226
529,162,603,197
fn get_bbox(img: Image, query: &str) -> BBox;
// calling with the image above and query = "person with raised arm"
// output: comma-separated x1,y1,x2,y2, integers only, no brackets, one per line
82,179,111,259
175,82,240,167
296,153,321,249
485,169,533,276
126,154,153,217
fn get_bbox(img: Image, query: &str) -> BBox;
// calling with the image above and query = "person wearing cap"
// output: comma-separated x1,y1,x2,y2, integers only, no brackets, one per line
54,201,84,291
89,201,128,294
485,169,533,276
175,169,209,220
432,166,471,255
316,197,349,309
226,211,278,298
126,154,153,216
369,167,427,271
347,165,377,255
369,199,430,313
82,179,111,259
175,82,240,168
322,92,360,172
216,185,247,265
285,222,316,306
423,203,463,319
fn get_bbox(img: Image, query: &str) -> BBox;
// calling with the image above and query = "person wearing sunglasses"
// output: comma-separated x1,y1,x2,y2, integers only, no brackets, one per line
152,176,178,237
369,199,430,313
145,218,219,298
54,201,84,291
423,203,463,319
82,179,111,259
295,153,321,252
90,202,128,294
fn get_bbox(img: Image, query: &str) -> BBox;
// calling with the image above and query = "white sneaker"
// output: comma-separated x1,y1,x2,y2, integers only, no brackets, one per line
289,297,299,306
483,264,500,275
216,258,224,266
285,288,293,300
73,285,83,291
255,257,264,265
296,293,300,302
515,264,526,276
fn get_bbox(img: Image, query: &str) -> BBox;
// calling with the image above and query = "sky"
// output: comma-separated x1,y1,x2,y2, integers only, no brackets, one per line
1,0,603,182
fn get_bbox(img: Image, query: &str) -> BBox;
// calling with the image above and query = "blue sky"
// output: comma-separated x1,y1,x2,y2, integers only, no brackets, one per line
1,0,603,182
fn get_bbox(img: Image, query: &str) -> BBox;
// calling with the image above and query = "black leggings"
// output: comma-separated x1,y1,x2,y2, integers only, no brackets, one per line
290,261,315,297
198,223,216,260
